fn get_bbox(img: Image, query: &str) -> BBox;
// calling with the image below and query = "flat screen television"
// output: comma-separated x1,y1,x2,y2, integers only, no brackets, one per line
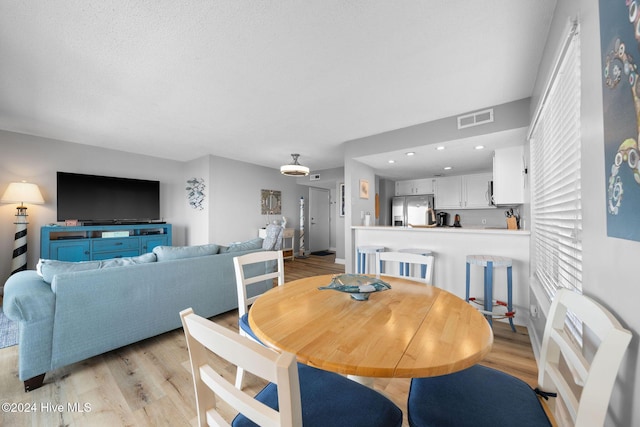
57,172,161,224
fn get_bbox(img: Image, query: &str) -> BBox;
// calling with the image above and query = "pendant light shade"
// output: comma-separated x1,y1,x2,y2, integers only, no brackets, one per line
280,154,310,176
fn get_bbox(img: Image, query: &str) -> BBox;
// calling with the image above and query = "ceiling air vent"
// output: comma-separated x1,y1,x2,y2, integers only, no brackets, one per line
457,108,494,130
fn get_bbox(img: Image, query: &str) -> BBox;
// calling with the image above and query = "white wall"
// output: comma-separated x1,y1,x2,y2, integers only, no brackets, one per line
208,155,305,246
529,1,640,425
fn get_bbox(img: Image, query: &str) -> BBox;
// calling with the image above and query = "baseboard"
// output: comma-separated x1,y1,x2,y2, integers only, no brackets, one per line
335,258,345,265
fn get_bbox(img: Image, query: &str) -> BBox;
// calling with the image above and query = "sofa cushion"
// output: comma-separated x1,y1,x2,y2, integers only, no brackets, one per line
153,244,220,261
221,238,264,253
99,252,157,268
37,259,102,284
37,253,159,284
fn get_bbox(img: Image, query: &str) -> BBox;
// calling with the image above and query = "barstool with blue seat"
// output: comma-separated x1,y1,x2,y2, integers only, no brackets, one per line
356,245,385,274
399,248,434,282
465,255,516,332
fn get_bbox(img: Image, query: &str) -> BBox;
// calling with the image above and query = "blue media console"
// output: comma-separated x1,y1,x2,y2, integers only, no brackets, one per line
40,224,172,262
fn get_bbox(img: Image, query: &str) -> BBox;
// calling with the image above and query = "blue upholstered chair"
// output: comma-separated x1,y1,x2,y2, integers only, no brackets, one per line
407,288,631,427
180,308,403,427
233,249,285,389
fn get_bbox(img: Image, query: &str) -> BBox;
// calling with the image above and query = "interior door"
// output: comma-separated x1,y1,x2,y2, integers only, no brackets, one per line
309,187,330,252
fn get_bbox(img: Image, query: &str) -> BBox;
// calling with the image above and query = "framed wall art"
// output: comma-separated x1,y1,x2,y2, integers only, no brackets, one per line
359,179,369,199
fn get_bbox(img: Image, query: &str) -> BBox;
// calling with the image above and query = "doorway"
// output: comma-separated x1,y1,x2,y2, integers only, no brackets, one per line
308,187,330,253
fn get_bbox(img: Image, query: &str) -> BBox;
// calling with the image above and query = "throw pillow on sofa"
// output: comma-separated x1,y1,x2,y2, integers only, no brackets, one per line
153,243,220,261
262,224,284,251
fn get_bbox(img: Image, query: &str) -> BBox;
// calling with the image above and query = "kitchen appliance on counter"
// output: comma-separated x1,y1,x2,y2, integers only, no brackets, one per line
392,194,435,227
436,212,449,227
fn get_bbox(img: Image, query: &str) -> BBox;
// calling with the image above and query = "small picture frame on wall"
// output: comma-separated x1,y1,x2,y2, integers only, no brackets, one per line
339,183,345,216
359,179,369,199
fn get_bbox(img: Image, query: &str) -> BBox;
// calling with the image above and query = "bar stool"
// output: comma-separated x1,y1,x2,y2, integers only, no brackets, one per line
356,245,385,274
465,255,516,332
399,248,434,282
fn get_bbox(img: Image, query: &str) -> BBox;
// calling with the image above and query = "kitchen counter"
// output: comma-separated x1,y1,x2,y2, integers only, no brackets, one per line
352,225,530,235
352,225,530,326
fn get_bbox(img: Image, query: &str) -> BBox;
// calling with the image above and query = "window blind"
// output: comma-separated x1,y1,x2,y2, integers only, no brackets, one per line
529,22,582,338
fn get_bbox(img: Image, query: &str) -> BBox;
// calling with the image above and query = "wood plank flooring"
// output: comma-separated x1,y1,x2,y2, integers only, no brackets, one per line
0,253,538,426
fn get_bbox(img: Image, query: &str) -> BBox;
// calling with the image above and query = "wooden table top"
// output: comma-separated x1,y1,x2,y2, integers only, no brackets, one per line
249,274,493,378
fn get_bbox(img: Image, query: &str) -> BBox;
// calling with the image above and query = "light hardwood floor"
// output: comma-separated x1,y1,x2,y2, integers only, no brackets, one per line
0,254,538,426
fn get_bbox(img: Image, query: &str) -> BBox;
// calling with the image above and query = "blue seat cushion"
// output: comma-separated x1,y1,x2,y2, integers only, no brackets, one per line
408,365,551,427
238,313,264,345
233,364,402,427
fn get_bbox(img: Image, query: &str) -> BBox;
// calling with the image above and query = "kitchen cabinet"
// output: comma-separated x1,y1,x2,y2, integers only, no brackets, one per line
434,173,493,209
434,176,462,209
493,146,525,205
395,178,434,196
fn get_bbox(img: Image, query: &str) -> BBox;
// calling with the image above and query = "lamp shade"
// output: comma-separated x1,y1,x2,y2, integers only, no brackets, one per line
1,182,45,205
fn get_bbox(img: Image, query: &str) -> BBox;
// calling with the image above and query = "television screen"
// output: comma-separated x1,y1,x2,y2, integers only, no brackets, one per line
57,172,160,224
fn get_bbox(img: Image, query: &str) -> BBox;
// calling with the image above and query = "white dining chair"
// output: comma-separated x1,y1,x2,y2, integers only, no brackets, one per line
233,249,284,389
375,250,435,284
407,288,632,427
180,308,403,427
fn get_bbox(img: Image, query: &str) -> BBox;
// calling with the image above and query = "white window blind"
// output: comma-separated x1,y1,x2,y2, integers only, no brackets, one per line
529,22,582,330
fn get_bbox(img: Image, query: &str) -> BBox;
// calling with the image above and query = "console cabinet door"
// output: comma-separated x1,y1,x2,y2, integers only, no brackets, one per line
50,240,91,262
140,235,169,254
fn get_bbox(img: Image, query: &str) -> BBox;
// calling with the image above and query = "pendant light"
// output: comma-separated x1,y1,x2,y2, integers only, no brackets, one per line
280,154,310,176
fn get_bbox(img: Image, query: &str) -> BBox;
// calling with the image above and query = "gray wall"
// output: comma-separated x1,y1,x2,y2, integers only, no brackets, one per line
529,1,640,425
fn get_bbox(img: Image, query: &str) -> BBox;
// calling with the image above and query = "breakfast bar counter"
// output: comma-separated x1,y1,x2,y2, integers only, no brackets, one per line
352,226,530,325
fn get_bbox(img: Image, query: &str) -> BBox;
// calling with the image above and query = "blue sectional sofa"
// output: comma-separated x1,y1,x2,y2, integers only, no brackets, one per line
3,240,271,391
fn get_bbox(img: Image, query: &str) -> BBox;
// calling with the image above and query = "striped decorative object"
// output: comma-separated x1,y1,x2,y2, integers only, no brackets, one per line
10,212,28,275
1,182,44,275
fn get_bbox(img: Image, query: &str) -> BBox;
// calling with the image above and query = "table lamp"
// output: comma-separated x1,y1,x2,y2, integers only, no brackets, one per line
1,181,44,275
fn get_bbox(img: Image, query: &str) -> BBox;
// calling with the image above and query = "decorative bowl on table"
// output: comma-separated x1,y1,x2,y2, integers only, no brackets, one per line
318,274,391,301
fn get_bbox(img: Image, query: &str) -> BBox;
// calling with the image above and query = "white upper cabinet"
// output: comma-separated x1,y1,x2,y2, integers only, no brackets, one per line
434,176,462,209
464,173,494,208
434,173,494,209
395,178,434,196
493,146,525,205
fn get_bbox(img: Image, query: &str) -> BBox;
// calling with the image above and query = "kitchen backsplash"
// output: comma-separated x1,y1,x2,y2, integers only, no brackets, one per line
436,206,524,229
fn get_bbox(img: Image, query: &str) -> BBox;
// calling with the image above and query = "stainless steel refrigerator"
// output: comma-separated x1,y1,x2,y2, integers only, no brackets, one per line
392,194,435,227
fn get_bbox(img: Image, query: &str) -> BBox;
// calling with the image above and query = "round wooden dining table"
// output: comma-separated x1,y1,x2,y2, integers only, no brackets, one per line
248,274,493,380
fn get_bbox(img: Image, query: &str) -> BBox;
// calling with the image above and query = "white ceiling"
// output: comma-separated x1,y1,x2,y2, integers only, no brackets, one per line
0,1,556,178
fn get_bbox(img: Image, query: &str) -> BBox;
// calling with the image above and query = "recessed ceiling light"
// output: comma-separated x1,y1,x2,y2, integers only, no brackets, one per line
405,152,415,156
475,145,485,150
436,146,445,151
444,166,453,170
388,159,395,164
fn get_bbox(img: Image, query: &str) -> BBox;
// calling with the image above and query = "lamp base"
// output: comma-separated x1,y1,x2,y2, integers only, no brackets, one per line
10,209,28,275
